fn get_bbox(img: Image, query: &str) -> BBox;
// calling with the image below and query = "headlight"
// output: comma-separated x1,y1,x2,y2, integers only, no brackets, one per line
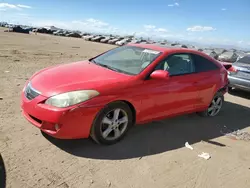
45,90,99,108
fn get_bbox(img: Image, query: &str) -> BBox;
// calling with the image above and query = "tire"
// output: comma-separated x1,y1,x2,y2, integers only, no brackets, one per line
198,92,224,117
0,154,6,188
90,101,133,145
228,86,234,92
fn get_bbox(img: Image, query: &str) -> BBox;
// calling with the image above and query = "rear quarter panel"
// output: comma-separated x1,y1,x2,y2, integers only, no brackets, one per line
194,70,220,109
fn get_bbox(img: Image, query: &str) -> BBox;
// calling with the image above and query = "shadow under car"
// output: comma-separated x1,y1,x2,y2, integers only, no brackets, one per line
42,101,250,160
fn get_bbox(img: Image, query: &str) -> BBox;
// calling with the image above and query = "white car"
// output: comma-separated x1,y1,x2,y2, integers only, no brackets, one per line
116,39,131,46
83,35,94,40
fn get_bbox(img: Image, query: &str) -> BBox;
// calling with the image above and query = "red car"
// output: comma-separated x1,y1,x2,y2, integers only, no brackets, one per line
21,44,229,145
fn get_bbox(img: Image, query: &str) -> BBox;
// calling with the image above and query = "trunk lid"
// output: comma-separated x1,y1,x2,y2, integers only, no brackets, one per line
232,62,250,80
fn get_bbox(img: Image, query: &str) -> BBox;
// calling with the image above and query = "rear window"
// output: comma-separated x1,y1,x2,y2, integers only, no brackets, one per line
237,55,250,64
192,54,219,72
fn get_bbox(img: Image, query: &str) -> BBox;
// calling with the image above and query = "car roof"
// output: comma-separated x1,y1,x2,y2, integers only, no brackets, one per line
127,43,223,67
127,43,200,54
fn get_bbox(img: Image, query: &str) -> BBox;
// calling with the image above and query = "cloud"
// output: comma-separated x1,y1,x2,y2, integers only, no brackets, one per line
143,25,168,34
143,25,156,30
187,26,216,32
0,3,18,9
22,18,120,34
1,8,248,48
221,8,227,11
73,18,109,28
155,28,168,32
16,13,29,17
138,24,173,39
0,3,31,10
17,4,32,9
1,9,119,34
168,1,180,7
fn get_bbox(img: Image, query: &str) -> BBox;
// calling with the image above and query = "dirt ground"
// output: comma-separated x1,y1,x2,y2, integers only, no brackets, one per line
0,27,250,188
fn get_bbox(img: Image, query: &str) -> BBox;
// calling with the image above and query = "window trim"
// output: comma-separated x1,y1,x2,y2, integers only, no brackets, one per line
191,53,220,73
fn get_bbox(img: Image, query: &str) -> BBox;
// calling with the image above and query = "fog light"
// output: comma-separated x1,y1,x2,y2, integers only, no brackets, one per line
55,124,60,131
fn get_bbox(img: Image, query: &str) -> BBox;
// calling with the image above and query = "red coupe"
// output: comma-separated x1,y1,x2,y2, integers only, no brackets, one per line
21,44,229,145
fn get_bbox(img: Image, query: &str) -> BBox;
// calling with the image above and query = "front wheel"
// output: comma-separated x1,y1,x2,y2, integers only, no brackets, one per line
198,92,224,117
90,102,133,145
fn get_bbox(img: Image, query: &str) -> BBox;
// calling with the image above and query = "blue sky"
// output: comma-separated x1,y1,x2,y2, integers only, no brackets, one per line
0,0,250,48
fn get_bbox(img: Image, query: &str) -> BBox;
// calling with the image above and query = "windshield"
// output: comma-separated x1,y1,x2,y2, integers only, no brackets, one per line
91,46,162,75
237,55,250,64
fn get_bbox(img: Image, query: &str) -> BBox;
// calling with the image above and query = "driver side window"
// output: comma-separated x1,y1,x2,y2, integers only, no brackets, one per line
155,53,195,76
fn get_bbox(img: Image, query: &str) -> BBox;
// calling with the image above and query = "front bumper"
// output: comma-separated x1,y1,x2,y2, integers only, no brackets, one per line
21,91,102,139
228,75,250,92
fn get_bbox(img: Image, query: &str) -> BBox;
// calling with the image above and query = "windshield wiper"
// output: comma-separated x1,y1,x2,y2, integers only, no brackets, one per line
95,63,123,73
90,59,97,64
90,59,133,75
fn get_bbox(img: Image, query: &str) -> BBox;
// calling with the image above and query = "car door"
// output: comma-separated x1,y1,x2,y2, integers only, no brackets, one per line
137,53,199,122
190,53,221,110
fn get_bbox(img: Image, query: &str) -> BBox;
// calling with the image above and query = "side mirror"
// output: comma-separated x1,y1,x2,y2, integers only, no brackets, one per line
150,70,170,80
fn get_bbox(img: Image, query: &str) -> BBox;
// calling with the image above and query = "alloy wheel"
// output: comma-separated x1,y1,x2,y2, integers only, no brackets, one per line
207,96,223,116
100,108,129,141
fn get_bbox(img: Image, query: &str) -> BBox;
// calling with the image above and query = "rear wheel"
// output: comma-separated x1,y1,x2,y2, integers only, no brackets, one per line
90,102,133,145
198,92,224,117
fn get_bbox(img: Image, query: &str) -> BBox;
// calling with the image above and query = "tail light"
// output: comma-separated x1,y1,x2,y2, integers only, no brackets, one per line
228,66,238,75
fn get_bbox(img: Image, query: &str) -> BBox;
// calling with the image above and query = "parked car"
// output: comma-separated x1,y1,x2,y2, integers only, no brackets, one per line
100,37,114,43
214,48,227,56
129,39,140,44
108,38,124,44
91,36,106,42
172,44,188,48
62,31,71,36
236,51,246,61
116,38,132,46
12,26,30,34
84,35,95,41
81,33,90,37
36,28,53,34
227,55,250,92
21,44,229,145
202,49,218,59
66,32,82,38
218,51,239,63
53,30,64,36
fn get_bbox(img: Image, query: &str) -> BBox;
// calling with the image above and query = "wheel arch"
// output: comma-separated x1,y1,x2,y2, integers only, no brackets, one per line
217,84,228,94
120,100,136,125
104,100,137,125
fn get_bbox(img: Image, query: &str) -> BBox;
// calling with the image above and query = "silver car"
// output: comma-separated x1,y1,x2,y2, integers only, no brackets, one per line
228,55,250,92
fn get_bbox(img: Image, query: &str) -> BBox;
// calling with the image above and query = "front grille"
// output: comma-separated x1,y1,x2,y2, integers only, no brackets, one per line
24,82,40,100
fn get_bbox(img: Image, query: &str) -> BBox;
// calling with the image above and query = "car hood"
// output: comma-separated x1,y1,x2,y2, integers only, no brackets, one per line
30,61,133,97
